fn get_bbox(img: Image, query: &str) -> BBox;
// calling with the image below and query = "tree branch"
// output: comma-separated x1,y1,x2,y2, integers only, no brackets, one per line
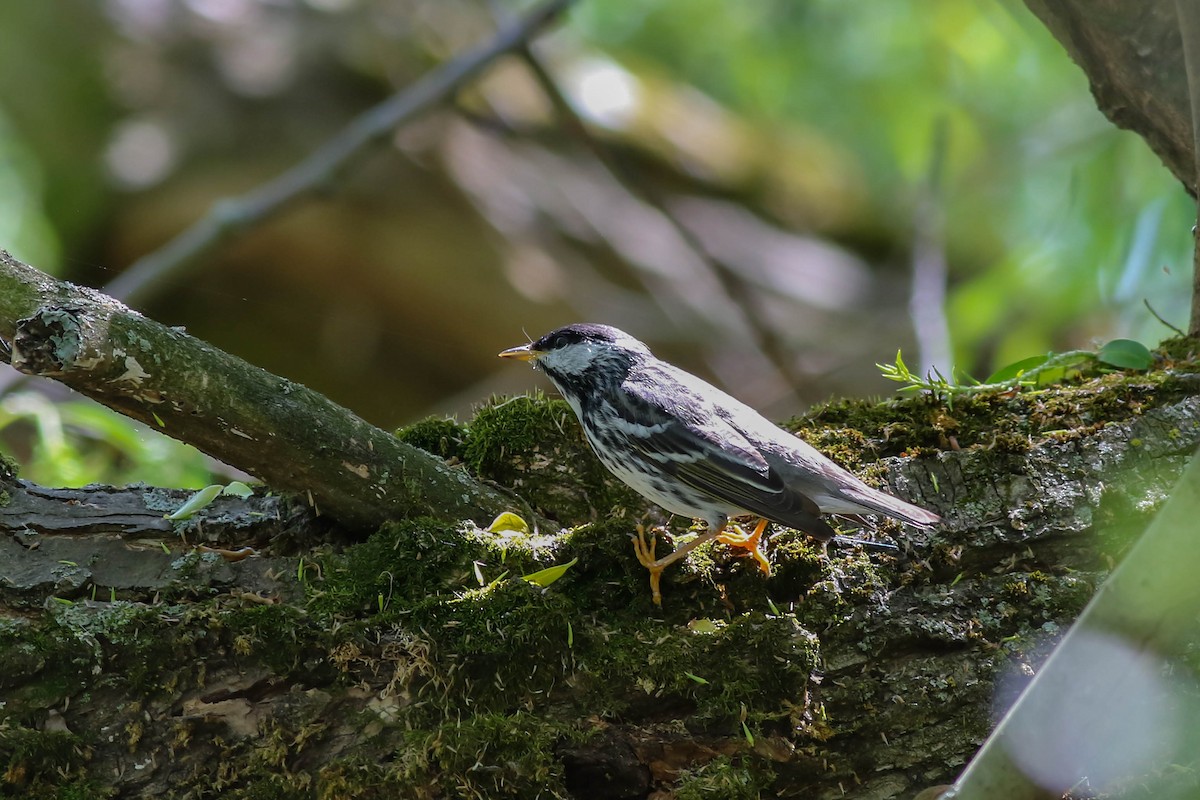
102,0,578,307
505,39,808,402
1175,0,1200,335
1021,0,1193,189
0,250,523,532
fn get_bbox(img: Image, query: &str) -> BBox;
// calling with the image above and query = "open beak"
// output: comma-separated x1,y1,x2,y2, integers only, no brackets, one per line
498,343,541,362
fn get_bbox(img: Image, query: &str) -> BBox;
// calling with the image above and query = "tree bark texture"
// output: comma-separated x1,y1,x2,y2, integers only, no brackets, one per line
0,336,1196,797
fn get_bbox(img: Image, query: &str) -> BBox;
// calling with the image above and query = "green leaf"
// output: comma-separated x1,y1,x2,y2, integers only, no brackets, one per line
684,671,710,685
221,481,254,498
487,511,530,534
1097,339,1153,370
985,354,1050,384
165,485,223,520
521,557,579,587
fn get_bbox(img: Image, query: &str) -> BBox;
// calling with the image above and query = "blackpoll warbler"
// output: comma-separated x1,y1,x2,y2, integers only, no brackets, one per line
500,323,939,604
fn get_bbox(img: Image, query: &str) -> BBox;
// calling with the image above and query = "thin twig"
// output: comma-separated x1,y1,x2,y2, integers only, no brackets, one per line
1144,297,1186,337
103,0,578,307
1173,0,1200,336
909,117,954,378
508,43,808,402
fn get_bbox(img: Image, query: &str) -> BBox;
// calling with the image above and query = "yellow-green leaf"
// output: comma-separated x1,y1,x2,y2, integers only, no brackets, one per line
521,557,579,587
687,619,721,634
165,485,223,520
488,511,530,534
221,481,254,498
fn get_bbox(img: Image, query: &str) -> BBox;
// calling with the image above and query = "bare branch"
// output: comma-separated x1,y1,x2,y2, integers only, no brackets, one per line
103,0,578,307
909,118,954,377
506,40,807,401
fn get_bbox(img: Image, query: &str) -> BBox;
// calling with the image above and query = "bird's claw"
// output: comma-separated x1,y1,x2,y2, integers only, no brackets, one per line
716,518,772,576
632,524,665,606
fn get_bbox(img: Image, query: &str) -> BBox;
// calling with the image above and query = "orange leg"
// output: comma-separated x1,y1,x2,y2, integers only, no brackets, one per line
715,518,772,576
632,524,720,606
631,519,772,605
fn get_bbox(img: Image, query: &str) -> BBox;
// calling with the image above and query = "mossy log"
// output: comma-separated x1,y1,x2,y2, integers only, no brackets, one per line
1,341,1198,797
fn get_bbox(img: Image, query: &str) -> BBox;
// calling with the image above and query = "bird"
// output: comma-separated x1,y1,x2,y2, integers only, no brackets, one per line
499,323,940,605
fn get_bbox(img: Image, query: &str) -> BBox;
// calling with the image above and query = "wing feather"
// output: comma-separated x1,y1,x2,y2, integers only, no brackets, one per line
612,373,836,539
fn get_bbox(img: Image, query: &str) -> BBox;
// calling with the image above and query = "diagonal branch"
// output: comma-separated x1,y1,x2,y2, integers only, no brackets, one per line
103,0,578,307
505,39,808,401
0,250,526,532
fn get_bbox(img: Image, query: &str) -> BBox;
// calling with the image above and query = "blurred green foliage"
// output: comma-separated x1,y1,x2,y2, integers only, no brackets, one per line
576,0,1192,365
0,392,216,488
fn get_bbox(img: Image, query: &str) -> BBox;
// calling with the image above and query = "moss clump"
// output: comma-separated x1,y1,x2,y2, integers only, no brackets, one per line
463,394,647,524
0,450,17,483
0,727,91,795
401,578,579,717
674,754,774,800
395,416,467,462
574,611,819,727
0,618,97,716
795,368,1190,458
51,601,208,697
396,713,570,799
306,517,548,619
219,603,331,679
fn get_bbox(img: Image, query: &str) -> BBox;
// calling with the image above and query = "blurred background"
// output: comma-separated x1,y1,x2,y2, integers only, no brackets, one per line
0,0,1192,486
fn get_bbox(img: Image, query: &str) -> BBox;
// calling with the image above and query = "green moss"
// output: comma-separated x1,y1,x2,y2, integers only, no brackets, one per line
794,368,1190,457
395,416,466,462
1154,335,1198,363
0,449,18,483
219,604,326,678
312,760,410,800
0,727,90,794
463,394,646,524
50,601,206,697
572,611,819,726
397,713,569,799
397,579,578,718
674,754,774,800
306,517,547,618
0,619,96,718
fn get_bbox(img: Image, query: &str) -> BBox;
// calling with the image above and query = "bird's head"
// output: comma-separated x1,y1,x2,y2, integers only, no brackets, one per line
499,323,649,390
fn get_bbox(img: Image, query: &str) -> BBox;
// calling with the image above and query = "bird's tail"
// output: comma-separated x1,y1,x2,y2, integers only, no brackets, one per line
838,485,940,528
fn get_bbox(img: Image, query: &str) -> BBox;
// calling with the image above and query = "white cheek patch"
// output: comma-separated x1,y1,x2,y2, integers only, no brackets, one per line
541,343,596,376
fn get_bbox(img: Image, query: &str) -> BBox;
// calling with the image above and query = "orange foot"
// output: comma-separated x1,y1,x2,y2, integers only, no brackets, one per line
631,524,722,606
716,517,772,576
632,524,665,607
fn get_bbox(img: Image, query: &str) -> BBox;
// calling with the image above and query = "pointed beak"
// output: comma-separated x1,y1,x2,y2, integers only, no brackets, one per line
498,343,541,362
